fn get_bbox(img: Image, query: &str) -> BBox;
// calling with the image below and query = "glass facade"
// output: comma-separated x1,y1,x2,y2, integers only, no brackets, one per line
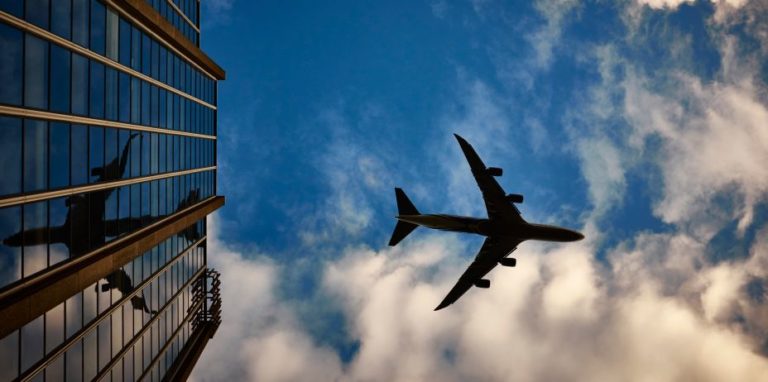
0,0,223,380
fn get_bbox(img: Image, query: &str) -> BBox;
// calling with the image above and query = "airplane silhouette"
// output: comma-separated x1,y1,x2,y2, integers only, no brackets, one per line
3,134,140,256
389,134,584,310
97,268,157,314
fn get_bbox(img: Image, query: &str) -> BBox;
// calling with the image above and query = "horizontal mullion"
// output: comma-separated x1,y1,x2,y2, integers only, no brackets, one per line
19,237,207,382
0,10,216,109
0,166,216,209
0,105,216,140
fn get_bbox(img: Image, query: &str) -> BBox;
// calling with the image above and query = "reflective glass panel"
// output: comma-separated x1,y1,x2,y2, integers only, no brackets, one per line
24,35,48,109
0,206,21,288
89,126,104,183
0,22,22,105
51,0,72,39
23,200,48,277
89,61,105,118
105,67,118,120
72,0,89,48
119,71,131,122
49,197,69,264
23,119,48,193
90,0,105,55
50,44,71,113
49,122,70,189
71,124,88,186
25,0,49,29
0,116,22,196
71,53,88,116
119,17,131,66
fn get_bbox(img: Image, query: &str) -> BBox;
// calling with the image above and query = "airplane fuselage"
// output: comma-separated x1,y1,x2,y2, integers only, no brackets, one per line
396,214,583,243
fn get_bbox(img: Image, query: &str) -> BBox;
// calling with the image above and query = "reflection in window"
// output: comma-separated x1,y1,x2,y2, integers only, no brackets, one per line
23,119,48,193
50,44,72,113
71,124,88,186
49,197,69,264
0,117,22,196
23,200,48,278
119,71,131,123
105,67,118,120
89,126,104,183
24,35,49,109
21,315,44,372
90,0,106,55
25,0,49,29
0,206,21,289
49,122,70,190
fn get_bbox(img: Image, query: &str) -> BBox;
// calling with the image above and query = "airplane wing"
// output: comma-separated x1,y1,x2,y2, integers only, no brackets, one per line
454,134,525,224
434,236,520,310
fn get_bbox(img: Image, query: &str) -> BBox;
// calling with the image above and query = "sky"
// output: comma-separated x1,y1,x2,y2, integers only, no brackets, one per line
190,0,768,381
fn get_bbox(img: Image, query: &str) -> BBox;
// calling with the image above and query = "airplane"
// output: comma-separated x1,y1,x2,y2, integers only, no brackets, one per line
388,134,584,311
96,269,157,315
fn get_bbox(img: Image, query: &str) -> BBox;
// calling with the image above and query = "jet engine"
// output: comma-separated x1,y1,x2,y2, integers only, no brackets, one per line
486,167,503,177
474,279,490,288
499,257,516,267
505,193,523,204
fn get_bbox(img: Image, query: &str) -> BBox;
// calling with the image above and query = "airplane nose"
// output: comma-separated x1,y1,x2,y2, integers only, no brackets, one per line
573,231,585,241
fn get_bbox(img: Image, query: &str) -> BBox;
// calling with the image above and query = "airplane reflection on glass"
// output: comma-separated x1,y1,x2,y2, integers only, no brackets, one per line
97,269,157,315
389,134,584,311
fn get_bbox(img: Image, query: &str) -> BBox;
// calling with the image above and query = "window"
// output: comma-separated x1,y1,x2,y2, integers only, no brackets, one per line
0,206,21,289
51,0,72,39
25,0,49,29
106,8,119,60
141,81,150,126
49,122,70,190
72,0,89,48
89,126,104,183
142,32,151,75
105,67,118,120
131,77,140,123
118,71,131,122
71,53,88,116
118,186,130,237
141,132,150,176
24,35,49,110
50,44,72,113
0,23,23,105
71,124,88,186
0,0,22,17
104,127,118,180
119,17,131,66
22,200,48,278
90,0,106,55
23,119,48,193
89,61,105,119
119,129,132,179
151,85,159,127
131,26,141,71
0,116,22,196
49,197,69,263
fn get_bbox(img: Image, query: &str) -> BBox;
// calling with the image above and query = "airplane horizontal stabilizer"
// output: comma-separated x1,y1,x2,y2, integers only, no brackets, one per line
388,220,418,247
389,188,420,246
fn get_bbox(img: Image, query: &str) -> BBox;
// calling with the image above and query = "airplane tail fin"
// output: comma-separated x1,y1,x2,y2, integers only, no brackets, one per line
389,188,420,246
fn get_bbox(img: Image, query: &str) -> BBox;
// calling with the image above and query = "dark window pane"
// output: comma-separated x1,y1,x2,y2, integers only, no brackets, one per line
118,186,129,236
71,53,88,116
90,0,105,55
141,81,150,126
141,182,150,226
141,132,150,176
150,133,158,174
69,193,89,257
21,315,44,371
105,67,117,120
130,77,140,123
0,117,22,196
89,61,104,118
89,126,104,183
24,119,48,192
118,129,131,179
119,17,131,66
88,191,105,249
23,200,48,278
50,44,71,113
51,0,71,39
158,88,166,128
49,197,69,263
0,23,23,105
71,124,88,185
104,127,118,180
141,31,150,75
25,0,49,29
0,0,22,17
49,122,70,189
158,134,166,173
130,184,140,230
159,46,167,83
130,129,140,177
131,27,141,70
72,0,89,48
150,85,158,127
24,35,48,109
105,186,117,242
118,71,130,122
0,206,22,289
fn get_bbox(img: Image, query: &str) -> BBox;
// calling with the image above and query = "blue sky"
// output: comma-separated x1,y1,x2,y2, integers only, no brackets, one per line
191,1,768,381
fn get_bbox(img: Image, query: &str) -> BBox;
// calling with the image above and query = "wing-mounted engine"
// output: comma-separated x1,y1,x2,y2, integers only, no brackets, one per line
499,257,516,267
486,167,503,177
474,279,490,288
505,193,523,204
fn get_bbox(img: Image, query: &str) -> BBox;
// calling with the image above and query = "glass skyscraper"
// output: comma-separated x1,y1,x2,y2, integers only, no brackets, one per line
0,0,225,380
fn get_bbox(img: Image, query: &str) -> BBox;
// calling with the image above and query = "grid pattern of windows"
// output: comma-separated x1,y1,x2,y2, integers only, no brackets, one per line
0,18,216,136
0,0,216,108
145,0,199,46
0,222,207,381
0,116,215,199
0,171,214,290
